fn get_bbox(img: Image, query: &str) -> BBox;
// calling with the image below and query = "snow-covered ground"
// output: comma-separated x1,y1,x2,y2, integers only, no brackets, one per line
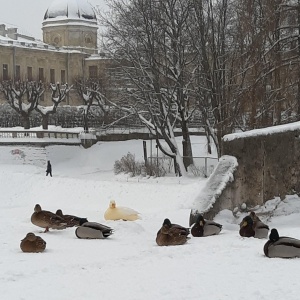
1,136,300,300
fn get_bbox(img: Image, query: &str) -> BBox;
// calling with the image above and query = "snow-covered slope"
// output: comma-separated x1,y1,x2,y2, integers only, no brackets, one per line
1,139,300,300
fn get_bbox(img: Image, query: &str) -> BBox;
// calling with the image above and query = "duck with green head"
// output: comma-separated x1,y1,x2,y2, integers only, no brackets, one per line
191,214,222,237
239,213,269,238
264,228,300,258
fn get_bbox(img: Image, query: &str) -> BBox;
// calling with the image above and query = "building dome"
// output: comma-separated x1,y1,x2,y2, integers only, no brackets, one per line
42,0,98,52
43,0,96,21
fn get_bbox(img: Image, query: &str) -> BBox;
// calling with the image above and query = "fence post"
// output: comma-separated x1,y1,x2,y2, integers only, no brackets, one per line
143,140,147,166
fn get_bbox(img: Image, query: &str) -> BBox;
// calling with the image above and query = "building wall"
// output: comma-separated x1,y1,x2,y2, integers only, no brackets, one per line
0,43,115,106
43,23,97,53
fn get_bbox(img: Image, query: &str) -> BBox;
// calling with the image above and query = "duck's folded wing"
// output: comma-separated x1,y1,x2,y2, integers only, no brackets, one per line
119,206,140,215
275,237,300,247
82,222,113,232
205,220,222,229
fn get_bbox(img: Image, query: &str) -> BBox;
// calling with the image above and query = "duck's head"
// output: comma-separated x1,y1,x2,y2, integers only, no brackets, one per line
241,215,253,228
269,228,280,242
56,209,63,216
22,232,36,242
196,214,205,226
79,218,89,226
109,200,116,209
163,218,172,227
34,204,42,212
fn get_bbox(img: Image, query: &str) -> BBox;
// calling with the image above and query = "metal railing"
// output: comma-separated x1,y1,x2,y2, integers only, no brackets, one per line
148,155,219,177
0,130,80,139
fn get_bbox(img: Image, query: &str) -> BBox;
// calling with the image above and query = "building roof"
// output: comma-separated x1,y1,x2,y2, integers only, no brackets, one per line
43,0,96,22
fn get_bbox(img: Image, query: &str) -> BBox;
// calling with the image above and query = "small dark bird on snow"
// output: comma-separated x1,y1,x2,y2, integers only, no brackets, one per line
264,228,300,258
156,218,190,246
239,213,269,239
31,204,67,233
20,232,46,253
191,214,222,237
75,222,114,239
56,209,88,227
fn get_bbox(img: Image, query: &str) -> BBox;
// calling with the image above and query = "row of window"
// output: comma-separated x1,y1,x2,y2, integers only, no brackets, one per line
2,64,66,84
2,64,99,83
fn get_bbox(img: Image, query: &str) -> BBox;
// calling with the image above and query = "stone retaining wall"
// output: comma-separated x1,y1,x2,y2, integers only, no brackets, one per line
190,123,300,220
222,128,300,208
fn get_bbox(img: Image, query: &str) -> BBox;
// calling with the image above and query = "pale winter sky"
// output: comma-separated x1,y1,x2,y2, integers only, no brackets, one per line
0,0,107,40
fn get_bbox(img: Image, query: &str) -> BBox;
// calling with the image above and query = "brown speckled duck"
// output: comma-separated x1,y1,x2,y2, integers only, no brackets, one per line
191,214,222,237
56,209,88,227
31,204,67,232
156,218,190,246
20,232,46,253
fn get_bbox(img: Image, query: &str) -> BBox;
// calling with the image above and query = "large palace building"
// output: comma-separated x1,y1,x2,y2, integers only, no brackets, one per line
0,0,111,105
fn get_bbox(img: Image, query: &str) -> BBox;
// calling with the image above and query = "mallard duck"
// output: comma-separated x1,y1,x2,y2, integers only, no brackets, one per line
20,232,46,253
31,204,67,232
56,209,88,227
156,218,190,246
250,211,269,238
249,211,261,222
104,200,141,221
75,222,114,239
191,214,222,237
264,228,300,258
239,214,269,238
239,215,255,237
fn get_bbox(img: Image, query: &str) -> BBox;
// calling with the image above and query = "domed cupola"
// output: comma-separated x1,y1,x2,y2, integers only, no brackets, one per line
42,0,98,53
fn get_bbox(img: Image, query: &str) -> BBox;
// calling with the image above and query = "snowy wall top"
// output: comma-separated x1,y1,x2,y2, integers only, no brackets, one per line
223,121,300,142
43,0,96,22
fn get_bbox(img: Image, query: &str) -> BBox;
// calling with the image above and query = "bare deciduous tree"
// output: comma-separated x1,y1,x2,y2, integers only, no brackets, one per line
0,81,43,129
98,0,199,175
35,83,71,129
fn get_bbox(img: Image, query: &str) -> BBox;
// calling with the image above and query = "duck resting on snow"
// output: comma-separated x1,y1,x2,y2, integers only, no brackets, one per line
20,232,46,253
191,214,222,237
239,212,269,238
75,222,114,239
56,209,88,227
156,218,190,246
104,200,140,221
31,204,67,232
264,228,300,258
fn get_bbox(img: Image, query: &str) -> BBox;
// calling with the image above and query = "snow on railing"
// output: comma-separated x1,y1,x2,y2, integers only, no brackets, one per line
0,130,80,139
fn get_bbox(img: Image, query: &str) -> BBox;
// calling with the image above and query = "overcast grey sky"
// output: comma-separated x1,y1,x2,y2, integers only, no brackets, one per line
0,0,107,40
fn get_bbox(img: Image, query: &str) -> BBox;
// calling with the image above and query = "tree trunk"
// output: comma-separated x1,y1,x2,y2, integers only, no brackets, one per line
42,114,49,130
22,114,30,129
297,0,300,119
83,114,89,132
205,127,212,154
181,122,194,169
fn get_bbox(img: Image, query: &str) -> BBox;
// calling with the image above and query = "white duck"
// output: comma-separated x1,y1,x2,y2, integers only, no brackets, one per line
104,200,141,221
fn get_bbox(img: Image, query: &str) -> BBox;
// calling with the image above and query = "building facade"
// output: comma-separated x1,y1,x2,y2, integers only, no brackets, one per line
0,0,109,106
